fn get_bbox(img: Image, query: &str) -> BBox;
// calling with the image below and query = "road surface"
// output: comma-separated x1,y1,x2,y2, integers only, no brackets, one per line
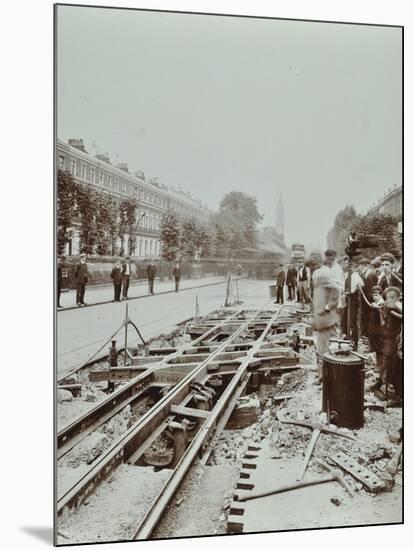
57,278,275,379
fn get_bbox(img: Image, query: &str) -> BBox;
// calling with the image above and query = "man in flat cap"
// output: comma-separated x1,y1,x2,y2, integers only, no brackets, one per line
366,285,385,392
324,249,343,290
360,257,383,340
275,264,286,304
312,256,341,381
379,253,402,292
357,257,370,279
390,247,403,285
74,253,88,306
379,286,402,404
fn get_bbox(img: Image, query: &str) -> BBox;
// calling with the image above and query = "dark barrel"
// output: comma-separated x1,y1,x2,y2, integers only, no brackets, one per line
322,351,365,429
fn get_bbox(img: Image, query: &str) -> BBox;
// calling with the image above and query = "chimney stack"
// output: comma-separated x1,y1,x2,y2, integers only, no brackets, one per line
68,138,87,153
96,152,111,164
134,170,146,180
117,162,129,173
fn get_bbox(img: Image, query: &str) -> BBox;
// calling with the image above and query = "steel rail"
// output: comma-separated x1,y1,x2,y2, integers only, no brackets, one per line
57,305,271,515
132,305,284,539
57,310,242,457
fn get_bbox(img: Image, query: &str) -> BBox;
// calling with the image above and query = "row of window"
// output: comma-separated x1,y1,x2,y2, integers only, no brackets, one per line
58,153,200,218
138,210,162,231
137,239,160,257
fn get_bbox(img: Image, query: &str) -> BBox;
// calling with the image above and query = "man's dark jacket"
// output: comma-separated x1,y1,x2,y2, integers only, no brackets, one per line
286,267,297,286
147,264,157,280
74,262,88,284
111,266,123,285
276,270,285,287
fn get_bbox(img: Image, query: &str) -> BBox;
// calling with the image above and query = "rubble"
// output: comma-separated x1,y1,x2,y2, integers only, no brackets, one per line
61,432,111,468
226,398,260,429
57,389,73,403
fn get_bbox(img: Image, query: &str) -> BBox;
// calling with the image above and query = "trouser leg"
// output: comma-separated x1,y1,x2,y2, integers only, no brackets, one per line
350,298,359,349
298,282,304,304
81,283,86,303
122,276,130,298
303,285,311,305
76,283,85,304
383,337,397,398
57,280,61,306
360,300,369,338
317,326,333,378
341,306,347,337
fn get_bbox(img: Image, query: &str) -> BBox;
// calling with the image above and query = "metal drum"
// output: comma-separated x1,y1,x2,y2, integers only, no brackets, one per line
322,351,365,429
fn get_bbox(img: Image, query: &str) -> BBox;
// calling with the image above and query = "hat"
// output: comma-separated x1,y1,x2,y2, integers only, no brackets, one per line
371,258,382,268
383,286,401,298
324,249,337,258
371,285,383,295
389,248,402,259
380,253,395,264
80,253,87,258
359,257,369,265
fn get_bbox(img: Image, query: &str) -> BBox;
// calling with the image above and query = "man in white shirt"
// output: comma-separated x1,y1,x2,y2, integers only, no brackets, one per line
324,249,343,291
296,260,311,307
341,264,364,349
122,256,132,299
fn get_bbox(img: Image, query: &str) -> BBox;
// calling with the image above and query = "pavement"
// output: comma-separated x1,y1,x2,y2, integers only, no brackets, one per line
57,278,276,380
58,275,231,310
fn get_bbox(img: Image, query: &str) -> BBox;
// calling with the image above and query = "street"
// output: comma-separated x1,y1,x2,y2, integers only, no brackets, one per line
58,275,229,309
57,278,274,379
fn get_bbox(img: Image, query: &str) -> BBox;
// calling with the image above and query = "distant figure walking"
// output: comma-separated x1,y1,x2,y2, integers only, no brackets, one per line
285,264,297,301
172,262,181,292
147,262,157,294
122,256,132,299
275,264,285,304
74,253,88,307
111,259,123,302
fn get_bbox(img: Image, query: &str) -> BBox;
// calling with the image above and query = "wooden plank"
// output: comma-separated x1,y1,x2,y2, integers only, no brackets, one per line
170,405,210,419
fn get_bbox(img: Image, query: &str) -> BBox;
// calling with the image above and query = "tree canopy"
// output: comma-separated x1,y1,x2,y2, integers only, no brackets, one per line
326,204,358,256
213,191,262,258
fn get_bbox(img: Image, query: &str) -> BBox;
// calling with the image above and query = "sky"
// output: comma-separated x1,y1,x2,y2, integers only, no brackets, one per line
57,6,402,252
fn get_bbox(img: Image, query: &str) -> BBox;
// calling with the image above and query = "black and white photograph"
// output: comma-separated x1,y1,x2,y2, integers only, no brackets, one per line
53,3,404,546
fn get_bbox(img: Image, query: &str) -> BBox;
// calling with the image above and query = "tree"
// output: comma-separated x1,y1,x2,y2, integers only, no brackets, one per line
119,198,138,255
214,191,263,258
94,192,118,255
326,205,358,256
350,212,401,258
181,216,198,258
74,184,99,254
57,169,77,254
160,212,182,262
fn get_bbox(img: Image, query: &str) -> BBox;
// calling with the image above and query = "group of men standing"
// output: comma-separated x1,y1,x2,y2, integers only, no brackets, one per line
57,256,182,307
274,246,403,405
274,259,316,307
110,256,134,302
